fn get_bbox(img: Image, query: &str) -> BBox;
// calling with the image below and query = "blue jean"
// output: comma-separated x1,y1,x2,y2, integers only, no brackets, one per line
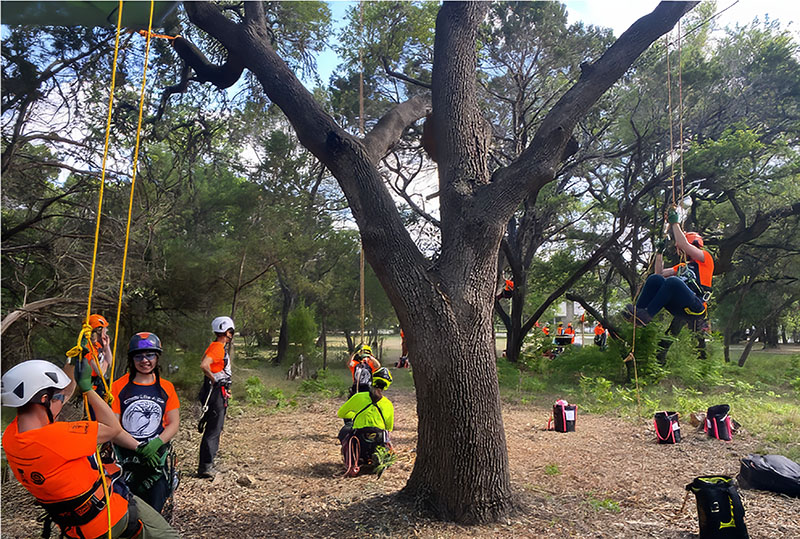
636,274,705,318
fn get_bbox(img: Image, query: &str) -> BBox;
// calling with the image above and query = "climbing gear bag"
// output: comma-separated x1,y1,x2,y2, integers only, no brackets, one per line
705,404,733,441
654,411,681,444
738,454,800,498
685,475,748,538
549,400,576,432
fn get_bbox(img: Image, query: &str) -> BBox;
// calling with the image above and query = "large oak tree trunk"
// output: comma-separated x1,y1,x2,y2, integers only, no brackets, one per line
404,313,513,522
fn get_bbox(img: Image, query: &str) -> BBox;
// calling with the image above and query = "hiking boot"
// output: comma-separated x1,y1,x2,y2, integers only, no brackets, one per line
197,465,215,479
622,304,652,327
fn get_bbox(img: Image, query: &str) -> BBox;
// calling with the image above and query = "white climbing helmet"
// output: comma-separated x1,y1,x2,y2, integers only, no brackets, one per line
1,360,71,408
211,316,235,334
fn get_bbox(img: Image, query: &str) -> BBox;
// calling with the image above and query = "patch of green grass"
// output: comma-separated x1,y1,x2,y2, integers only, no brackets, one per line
544,463,561,476
497,343,800,461
586,492,621,513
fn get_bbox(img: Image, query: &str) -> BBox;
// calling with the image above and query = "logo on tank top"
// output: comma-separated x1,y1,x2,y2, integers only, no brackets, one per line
122,399,163,438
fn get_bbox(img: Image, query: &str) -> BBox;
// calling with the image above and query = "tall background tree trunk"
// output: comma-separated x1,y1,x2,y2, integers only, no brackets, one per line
274,270,294,364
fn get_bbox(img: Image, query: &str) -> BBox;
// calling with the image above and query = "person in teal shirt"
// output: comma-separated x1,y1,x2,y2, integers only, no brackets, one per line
337,368,394,475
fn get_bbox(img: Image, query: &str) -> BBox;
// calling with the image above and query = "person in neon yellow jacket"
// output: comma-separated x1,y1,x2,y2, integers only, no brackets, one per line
337,367,394,433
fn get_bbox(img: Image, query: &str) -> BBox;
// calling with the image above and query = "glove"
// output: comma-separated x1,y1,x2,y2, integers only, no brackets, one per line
137,437,164,467
668,208,680,224
655,238,667,253
74,357,93,394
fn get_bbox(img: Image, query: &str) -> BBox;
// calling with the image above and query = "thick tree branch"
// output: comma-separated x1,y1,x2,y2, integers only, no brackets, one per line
363,94,431,163
713,201,800,274
566,292,624,341
486,2,697,215
523,228,625,335
184,0,435,321
1,297,80,336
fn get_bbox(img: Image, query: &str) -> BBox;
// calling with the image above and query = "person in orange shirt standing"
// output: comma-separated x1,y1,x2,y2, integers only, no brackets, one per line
197,316,235,478
593,323,607,348
395,329,409,368
111,332,180,513
348,344,381,397
2,359,178,538
565,323,576,344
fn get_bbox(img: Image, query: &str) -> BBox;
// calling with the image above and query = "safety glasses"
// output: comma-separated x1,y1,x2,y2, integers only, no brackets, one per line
132,351,158,362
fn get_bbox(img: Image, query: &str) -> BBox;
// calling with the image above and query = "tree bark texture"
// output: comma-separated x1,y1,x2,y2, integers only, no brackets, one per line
184,0,696,523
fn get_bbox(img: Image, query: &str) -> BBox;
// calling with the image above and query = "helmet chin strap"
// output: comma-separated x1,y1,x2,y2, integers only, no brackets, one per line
38,389,56,424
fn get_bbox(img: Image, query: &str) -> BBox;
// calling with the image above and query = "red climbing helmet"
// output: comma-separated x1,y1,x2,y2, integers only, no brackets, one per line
685,232,704,247
127,332,162,357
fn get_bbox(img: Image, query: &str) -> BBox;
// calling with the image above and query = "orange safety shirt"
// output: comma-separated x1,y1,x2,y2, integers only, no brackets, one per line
594,324,605,336
672,250,714,297
348,356,380,381
2,419,128,539
204,341,226,373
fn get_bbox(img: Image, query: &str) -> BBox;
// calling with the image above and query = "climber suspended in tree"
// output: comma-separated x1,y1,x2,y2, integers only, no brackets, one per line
497,279,514,300
623,208,714,329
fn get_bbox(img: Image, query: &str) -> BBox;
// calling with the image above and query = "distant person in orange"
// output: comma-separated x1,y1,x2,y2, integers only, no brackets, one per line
1,359,178,538
86,314,112,399
594,323,607,348
542,325,550,336
396,330,410,368
565,323,576,344
497,279,514,300
556,322,564,335
348,343,381,396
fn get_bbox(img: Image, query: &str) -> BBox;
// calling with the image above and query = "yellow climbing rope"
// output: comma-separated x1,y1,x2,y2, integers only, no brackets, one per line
358,0,366,346
64,2,156,537
111,1,157,382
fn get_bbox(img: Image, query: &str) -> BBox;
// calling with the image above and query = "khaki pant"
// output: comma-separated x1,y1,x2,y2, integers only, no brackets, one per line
99,495,180,539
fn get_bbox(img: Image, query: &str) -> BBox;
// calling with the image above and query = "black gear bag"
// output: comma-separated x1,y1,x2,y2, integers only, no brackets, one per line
654,411,681,444
685,475,748,539
738,454,800,498
705,404,733,441
551,400,576,432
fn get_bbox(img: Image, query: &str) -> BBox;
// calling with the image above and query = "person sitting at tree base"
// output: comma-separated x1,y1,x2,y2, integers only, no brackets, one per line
623,209,714,327
338,367,394,477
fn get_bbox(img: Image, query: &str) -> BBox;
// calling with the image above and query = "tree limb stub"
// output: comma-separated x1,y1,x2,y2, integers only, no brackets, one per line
363,95,431,164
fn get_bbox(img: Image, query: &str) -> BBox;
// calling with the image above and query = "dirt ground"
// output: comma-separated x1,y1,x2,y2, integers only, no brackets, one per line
2,389,799,538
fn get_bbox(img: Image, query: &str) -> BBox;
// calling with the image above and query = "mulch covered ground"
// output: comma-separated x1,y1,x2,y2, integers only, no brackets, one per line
3,389,798,538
